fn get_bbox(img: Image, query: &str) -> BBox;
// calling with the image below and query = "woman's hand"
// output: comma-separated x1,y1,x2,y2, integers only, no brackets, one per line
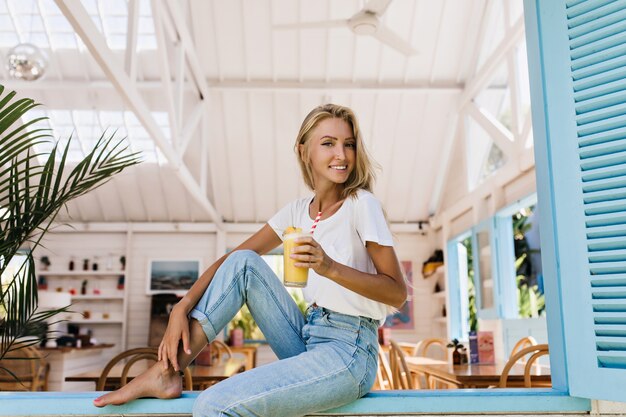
157,304,192,372
291,235,335,276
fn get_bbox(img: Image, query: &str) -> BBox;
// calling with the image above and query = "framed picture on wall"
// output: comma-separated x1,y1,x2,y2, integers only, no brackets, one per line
383,260,414,330
147,259,201,296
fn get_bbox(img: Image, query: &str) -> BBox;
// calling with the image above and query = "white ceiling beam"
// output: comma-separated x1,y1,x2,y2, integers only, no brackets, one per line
205,99,220,211
465,1,494,82
431,161,520,229
55,0,223,229
49,221,426,234
3,79,500,93
163,1,211,100
466,101,515,157
175,42,185,134
506,48,522,140
200,109,209,197
151,0,179,144
125,0,139,82
521,110,533,149
178,102,204,158
453,0,483,84
459,16,524,109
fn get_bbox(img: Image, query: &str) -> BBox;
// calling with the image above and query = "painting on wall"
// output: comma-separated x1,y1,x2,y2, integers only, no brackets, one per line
383,260,414,330
147,259,201,295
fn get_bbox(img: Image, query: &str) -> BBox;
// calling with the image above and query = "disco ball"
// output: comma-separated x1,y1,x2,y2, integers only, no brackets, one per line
6,43,48,81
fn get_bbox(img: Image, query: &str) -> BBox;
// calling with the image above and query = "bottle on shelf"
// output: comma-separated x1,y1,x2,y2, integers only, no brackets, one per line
81,280,87,295
92,256,99,271
105,253,114,271
83,258,89,271
69,257,75,271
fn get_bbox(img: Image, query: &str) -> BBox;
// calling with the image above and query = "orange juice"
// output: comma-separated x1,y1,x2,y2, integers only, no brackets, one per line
283,230,310,288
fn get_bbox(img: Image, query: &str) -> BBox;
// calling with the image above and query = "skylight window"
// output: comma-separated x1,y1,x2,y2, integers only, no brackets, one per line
23,109,170,165
0,0,156,51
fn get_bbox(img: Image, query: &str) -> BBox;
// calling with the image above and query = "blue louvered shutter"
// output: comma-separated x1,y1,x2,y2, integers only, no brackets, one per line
526,0,626,401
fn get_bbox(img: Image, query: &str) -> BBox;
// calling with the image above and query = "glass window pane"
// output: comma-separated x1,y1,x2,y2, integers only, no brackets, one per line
513,205,545,318
46,15,73,32
0,32,19,47
49,32,76,49
106,34,126,49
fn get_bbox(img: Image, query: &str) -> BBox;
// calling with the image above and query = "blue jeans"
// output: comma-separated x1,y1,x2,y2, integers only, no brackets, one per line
189,250,379,417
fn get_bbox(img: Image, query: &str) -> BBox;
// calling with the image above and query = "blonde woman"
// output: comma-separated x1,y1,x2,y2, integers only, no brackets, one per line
95,104,407,417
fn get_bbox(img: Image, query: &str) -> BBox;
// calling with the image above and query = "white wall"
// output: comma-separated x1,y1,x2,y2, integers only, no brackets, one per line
36,226,439,365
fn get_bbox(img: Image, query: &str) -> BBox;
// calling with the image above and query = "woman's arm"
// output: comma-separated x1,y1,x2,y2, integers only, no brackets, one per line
175,224,282,314
292,237,407,308
160,224,281,370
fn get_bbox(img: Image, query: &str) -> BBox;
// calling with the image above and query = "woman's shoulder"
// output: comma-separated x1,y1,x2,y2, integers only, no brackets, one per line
288,195,313,212
353,189,381,206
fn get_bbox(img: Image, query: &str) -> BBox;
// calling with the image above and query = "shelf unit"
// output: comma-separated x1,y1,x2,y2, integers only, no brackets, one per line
429,265,447,336
38,270,128,349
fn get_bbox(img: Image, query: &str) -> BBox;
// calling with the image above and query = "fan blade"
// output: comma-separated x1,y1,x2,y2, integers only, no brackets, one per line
274,19,348,30
373,25,417,56
364,0,392,16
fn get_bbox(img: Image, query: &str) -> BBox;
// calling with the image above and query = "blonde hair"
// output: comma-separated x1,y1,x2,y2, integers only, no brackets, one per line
294,104,378,199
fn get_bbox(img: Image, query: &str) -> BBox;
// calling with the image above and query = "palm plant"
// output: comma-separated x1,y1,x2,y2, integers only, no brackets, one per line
0,85,141,377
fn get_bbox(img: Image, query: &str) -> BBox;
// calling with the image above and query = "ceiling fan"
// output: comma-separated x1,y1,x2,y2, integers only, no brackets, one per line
274,0,417,56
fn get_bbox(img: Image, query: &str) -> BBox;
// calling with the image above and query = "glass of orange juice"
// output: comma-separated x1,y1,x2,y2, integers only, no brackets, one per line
283,227,310,288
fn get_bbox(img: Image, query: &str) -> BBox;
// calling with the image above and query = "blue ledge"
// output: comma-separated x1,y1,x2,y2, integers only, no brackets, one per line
0,390,590,416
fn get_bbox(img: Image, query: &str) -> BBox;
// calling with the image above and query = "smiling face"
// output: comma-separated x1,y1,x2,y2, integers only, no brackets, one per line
300,117,356,190
294,104,377,198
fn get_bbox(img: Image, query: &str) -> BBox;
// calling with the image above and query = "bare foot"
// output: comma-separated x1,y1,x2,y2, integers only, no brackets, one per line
93,363,182,407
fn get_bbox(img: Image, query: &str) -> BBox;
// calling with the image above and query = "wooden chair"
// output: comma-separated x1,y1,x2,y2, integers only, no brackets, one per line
509,336,538,363
209,340,232,364
372,345,393,390
0,344,49,391
97,347,193,391
197,341,233,390
499,344,550,388
388,340,414,389
415,338,447,360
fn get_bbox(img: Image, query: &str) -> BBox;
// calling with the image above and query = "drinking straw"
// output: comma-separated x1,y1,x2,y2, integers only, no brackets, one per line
310,211,322,234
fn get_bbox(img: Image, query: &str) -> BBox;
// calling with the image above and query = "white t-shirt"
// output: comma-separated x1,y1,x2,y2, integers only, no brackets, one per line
268,189,394,321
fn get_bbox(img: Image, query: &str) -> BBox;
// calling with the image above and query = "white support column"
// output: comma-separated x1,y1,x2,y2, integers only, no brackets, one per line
125,0,139,82
55,0,223,228
175,42,185,137
466,102,515,158
216,229,226,262
200,111,209,196
428,109,461,216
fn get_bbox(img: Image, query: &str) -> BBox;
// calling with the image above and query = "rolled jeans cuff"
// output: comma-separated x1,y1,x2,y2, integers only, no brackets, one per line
189,309,218,342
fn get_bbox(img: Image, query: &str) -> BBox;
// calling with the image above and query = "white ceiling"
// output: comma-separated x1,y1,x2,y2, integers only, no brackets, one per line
1,0,529,225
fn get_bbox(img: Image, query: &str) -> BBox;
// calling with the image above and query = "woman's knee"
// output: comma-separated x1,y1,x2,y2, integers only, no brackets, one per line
226,249,260,267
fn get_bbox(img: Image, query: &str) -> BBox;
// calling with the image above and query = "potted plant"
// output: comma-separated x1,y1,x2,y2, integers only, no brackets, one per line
39,256,51,271
447,338,465,365
0,85,141,377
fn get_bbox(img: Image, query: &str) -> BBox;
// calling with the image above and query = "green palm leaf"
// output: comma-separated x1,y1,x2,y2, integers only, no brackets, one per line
0,85,142,378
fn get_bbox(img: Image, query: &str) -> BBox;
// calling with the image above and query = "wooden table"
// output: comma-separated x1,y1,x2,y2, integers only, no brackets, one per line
405,357,551,388
65,357,246,391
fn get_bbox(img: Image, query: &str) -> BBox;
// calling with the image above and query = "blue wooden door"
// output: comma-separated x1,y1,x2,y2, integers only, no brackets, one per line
525,0,626,401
